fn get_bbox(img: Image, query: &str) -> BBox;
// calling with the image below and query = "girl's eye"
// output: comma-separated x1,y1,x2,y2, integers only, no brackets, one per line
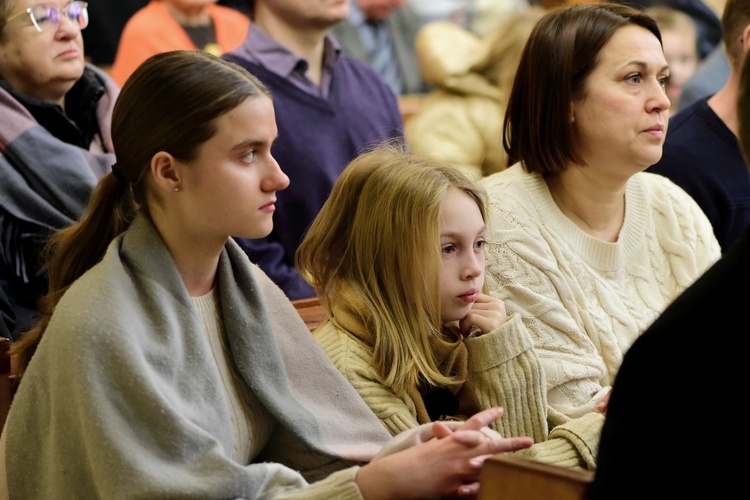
474,239,485,250
241,150,256,163
442,244,456,255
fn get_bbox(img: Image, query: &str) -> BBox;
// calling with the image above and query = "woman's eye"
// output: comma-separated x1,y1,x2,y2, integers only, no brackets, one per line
442,244,456,255
627,73,641,84
474,239,485,250
659,75,669,88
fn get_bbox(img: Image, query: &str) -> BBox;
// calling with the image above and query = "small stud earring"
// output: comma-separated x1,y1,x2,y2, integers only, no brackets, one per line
174,187,180,193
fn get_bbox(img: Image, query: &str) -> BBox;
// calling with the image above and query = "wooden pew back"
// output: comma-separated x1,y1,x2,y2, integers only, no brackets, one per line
478,454,593,500
291,297,325,332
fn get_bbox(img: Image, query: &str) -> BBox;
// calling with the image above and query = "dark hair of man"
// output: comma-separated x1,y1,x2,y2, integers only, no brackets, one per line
721,0,750,69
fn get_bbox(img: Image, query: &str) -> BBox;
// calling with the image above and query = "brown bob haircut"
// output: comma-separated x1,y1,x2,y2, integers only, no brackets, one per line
503,2,662,176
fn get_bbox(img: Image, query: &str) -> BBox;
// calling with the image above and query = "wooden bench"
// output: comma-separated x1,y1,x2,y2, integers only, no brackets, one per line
478,454,593,500
291,297,326,332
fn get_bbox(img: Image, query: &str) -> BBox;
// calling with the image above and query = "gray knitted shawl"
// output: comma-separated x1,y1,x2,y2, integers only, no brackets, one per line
4,215,390,498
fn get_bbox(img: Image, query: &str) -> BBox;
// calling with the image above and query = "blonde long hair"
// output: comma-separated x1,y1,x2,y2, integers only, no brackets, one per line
296,142,488,394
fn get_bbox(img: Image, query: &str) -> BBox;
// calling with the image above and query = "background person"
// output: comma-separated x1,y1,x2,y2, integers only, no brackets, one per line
646,5,698,113
405,6,545,180
676,41,730,111
331,0,427,95
407,0,530,36
82,0,247,72
110,0,249,86
648,0,750,253
611,0,724,61
82,0,147,71
0,0,118,339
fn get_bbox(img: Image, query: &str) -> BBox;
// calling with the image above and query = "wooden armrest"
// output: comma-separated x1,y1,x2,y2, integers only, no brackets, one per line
478,454,594,500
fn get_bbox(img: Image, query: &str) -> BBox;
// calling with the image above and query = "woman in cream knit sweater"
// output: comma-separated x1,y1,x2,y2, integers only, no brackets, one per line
480,1,721,459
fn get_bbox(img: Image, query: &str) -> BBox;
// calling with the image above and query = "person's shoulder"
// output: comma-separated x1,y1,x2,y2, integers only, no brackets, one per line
44,261,133,352
637,169,692,194
313,322,375,374
651,104,705,167
335,54,386,83
651,99,719,169
386,4,422,39
314,321,368,351
336,53,373,72
479,165,548,225
222,49,255,69
390,3,420,25
666,102,703,133
636,171,713,219
335,55,400,102
479,163,526,191
82,63,117,90
120,0,170,31
412,91,498,129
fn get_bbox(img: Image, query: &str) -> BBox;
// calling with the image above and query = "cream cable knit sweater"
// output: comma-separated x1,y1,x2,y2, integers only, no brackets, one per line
479,164,720,427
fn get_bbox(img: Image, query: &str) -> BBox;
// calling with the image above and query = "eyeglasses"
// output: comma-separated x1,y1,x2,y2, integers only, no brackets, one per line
6,1,89,33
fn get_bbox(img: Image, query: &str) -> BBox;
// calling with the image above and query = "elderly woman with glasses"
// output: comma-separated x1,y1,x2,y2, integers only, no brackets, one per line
0,0,118,340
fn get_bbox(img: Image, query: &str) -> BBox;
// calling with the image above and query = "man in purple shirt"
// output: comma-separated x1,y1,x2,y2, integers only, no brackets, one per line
225,0,404,299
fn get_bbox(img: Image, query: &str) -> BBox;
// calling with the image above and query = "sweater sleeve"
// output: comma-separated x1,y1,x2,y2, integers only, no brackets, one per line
460,313,548,441
314,324,421,436
461,313,601,469
512,412,603,469
267,466,363,500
